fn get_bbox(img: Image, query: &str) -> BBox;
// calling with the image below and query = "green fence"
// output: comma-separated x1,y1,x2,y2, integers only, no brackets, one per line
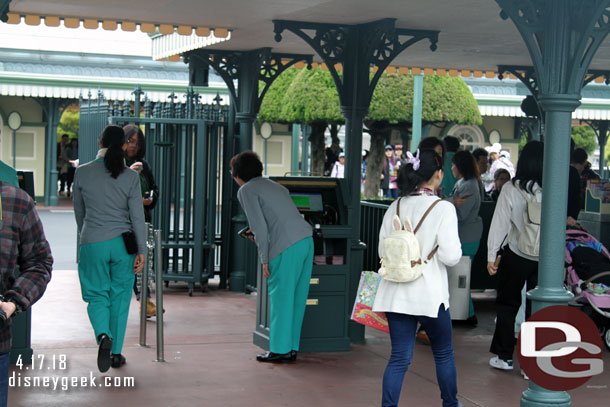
360,200,389,272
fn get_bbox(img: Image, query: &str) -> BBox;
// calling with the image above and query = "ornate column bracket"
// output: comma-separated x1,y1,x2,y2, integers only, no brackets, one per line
498,64,610,121
584,69,610,86
500,66,610,94
498,65,539,96
258,52,314,108
273,19,438,109
184,48,313,113
497,0,610,97
0,0,11,23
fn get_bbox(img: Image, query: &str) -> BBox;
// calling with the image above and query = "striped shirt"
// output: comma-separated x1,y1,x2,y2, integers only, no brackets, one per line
0,181,53,353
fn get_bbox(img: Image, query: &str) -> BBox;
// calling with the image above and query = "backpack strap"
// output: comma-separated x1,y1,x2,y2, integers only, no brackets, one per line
414,198,442,263
396,197,403,230
425,246,439,261
414,199,442,234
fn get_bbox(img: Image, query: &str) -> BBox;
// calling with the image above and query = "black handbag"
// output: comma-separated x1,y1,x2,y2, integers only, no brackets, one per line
122,231,138,254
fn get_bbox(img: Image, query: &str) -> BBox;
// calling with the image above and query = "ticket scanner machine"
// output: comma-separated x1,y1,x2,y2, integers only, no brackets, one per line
253,177,361,352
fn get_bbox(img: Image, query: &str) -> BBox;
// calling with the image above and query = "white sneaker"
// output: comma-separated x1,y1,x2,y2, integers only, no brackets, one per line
489,356,513,370
521,369,529,380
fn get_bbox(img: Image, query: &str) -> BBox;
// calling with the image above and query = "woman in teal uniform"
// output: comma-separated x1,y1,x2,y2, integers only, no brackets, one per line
73,125,146,372
231,151,313,363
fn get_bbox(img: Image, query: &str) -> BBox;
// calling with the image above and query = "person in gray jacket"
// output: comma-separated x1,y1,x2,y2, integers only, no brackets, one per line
73,125,146,372
450,150,483,325
231,151,313,363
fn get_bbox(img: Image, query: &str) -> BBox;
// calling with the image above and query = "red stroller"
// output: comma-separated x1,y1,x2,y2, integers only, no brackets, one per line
565,229,610,351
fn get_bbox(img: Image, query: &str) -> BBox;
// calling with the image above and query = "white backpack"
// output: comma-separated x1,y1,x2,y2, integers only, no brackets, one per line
516,186,541,258
378,198,441,283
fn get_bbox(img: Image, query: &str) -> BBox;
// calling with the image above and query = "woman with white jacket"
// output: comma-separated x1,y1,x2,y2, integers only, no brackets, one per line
487,141,543,372
373,149,463,407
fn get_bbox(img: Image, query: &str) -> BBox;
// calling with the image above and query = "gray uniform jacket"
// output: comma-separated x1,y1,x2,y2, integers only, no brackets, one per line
73,158,147,254
237,177,312,264
451,177,483,244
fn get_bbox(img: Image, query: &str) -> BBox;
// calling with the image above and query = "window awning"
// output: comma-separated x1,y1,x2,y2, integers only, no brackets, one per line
476,95,610,120
0,71,230,103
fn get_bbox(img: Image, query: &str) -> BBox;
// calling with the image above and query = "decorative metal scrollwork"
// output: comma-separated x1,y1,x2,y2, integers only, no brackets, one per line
314,28,347,63
499,0,545,26
216,54,240,79
185,47,311,115
0,0,10,23
497,0,610,95
584,70,610,86
372,31,395,63
273,19,438,108
594,4,610,29
497,65,540,97
260,58,280,81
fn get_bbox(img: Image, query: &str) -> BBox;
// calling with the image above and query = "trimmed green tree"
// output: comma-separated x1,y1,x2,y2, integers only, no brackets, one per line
571,125,597,154
259,68,482,194
362,73,482,197
278,68,343,175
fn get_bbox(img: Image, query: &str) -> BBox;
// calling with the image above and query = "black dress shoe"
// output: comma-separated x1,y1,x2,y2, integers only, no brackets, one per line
256,351,294,363
111,353,126,368
97,334,112,373
466,315,478,327
290,350,298,361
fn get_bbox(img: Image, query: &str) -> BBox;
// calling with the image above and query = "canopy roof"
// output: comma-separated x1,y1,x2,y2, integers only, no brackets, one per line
0,48,229,102
6,0,610,73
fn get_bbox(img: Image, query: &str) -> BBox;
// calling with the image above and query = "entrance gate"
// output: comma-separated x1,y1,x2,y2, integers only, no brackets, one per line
79,90,230,295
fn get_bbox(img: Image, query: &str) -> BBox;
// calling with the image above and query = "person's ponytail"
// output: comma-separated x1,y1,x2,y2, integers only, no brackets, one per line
100,125,126,179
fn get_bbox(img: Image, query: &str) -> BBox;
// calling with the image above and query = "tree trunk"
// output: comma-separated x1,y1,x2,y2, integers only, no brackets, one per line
309,123,327,176
364,123,391,198
330,124,340,146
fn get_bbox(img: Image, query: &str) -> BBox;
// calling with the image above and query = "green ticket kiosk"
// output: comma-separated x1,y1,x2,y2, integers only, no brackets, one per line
253,177,355,352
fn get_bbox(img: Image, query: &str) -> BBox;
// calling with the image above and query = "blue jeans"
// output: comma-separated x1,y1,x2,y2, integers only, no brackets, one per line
382,305,460,407
0,352,9,407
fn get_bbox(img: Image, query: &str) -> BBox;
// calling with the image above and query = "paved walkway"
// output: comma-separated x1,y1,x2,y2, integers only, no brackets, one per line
7,206,609,406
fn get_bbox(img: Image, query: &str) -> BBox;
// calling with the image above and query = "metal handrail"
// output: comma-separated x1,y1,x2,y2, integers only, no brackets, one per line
138,224,165,362
154,229,165,362
138,223,154,346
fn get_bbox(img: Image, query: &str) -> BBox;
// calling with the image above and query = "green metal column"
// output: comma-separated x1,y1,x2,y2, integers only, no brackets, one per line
274,18,438,342
219,106,236,289
528,99,577,306
301,125,310,172
524,100,576,407
291,124,301,173
43,99,60,207
495,1,610,406
411,73,424,151
184,48,312,292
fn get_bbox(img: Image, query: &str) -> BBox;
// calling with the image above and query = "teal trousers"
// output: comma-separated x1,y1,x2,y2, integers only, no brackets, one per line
268,237,314,354
78,236,135,354
461,241,480,318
